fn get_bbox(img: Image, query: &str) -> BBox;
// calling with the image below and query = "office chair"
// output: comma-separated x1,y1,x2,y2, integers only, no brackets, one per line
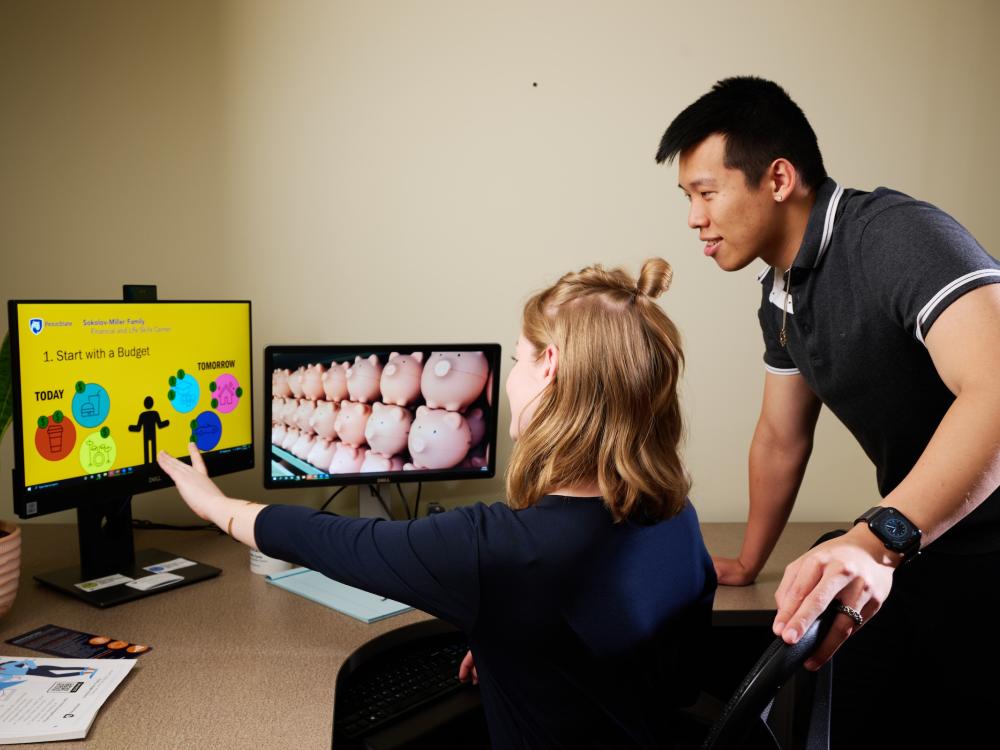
698,530,847,750
332,618,487,750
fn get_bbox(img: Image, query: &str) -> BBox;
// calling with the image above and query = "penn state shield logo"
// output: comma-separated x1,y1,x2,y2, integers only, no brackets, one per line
29,318,43,335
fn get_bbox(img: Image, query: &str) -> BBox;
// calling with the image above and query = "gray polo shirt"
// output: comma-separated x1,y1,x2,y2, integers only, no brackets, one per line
758,178,1000,553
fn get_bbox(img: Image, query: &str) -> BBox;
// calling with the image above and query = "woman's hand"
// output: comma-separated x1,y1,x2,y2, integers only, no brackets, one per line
712,556,759,586
458,650,478,685
157,443,228,523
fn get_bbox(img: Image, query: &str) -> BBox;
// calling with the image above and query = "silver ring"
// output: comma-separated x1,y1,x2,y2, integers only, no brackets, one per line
836,603,864,627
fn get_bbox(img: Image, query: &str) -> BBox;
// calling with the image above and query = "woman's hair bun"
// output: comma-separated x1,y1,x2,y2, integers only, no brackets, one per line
637,257,673,299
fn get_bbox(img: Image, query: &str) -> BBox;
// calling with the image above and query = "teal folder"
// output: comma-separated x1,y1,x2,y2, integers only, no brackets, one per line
265,567,412,623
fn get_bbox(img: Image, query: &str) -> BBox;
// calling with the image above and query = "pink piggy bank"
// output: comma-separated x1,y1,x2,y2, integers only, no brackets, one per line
335,401,372,448
280,426,300,452
287,366,306,399
379,352,424,406
466,407,486,447
322,362,350,402
328,442,365,474
272,369,292,399
291,431,316,461
276,398,294,427
408,406,472,470
309,400,340,440
271,422,286,447
294,399,317,433
364,403,413,457
301,363,326,401
421,351,489,412
346,355,383,403
306,436,338,470
361,450,404,473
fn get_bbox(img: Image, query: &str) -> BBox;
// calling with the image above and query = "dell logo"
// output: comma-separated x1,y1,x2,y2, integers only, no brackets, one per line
29,318,43,335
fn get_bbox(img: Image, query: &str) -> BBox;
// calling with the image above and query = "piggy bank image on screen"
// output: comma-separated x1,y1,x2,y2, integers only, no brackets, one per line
334,401,372,448
346,355,382,404
329,442,365,474
380,352,424,407
265,344,498,488
309,400,340,440
421,351,489,413
361,450,404,473
322,362,350,402
364,403,413,458
287,367,305,399
306,436,338,470
272,368,292,399
300,363,326,401
407,406,472,470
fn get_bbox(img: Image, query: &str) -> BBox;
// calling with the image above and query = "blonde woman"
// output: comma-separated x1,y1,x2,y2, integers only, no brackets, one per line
158,258,716,749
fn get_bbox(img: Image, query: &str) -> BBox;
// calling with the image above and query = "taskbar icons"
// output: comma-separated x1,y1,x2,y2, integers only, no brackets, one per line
26,466,137,494
271,473,331,482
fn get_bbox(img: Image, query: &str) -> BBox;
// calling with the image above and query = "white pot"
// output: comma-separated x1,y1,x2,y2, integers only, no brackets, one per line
0,520,21,619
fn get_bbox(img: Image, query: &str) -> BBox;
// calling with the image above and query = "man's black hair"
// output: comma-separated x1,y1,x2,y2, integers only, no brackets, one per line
656,76,827,191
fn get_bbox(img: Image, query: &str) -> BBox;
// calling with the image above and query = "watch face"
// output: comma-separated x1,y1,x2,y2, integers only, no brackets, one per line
881,516,912,540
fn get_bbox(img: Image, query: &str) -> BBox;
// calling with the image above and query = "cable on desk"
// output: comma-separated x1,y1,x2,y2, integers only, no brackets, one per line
395,483,413,520
319,485,348,513
369,484,395,520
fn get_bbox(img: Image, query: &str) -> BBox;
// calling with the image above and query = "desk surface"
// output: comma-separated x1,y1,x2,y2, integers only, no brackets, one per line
0,521,841,749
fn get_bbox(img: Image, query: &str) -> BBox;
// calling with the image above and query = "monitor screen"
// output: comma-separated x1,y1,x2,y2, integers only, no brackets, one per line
265,344,500,488
8,300,254,518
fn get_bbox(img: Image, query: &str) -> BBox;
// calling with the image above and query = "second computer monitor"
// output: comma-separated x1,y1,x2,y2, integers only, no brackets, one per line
265,344,501,488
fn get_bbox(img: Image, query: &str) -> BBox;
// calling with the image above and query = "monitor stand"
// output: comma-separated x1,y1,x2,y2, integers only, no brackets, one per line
34,494,221,608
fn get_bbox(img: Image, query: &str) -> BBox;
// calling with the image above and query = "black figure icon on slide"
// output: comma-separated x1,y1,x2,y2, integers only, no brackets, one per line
129,396,170,464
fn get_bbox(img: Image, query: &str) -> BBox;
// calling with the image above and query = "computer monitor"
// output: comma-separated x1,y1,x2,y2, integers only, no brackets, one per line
7,300,254,606
264,344,500,491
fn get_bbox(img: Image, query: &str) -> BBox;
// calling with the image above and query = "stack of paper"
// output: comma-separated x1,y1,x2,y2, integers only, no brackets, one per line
266,567,412,623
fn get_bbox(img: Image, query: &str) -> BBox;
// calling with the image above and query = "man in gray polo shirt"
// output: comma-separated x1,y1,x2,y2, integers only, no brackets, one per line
657,77,1000,744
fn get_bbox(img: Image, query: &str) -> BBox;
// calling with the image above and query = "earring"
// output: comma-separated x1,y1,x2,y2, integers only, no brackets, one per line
774,194,783,202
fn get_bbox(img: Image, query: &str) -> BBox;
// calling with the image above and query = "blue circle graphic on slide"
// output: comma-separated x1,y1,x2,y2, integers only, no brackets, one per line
191,411,222,451
167,370,200,414
71,382,111,428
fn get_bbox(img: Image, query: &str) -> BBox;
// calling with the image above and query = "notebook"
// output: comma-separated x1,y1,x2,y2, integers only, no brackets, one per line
265,567,412,623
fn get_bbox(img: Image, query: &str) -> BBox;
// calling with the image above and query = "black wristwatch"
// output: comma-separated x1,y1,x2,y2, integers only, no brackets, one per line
854,506,922,562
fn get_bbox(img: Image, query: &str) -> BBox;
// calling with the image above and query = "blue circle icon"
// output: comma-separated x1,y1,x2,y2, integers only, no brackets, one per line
167,370,200,414
191,411,222,451
71,382,111,429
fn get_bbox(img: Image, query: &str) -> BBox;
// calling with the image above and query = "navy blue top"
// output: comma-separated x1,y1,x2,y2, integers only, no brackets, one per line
255,496,716,749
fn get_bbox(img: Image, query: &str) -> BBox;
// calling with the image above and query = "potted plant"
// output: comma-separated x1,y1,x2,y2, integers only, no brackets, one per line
0,330,21,618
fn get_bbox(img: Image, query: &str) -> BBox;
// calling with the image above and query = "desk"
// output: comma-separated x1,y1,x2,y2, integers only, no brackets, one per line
0,522,841,749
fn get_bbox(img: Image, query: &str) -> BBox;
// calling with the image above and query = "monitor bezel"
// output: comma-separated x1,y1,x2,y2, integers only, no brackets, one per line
7,299,255,519
264,343,501,489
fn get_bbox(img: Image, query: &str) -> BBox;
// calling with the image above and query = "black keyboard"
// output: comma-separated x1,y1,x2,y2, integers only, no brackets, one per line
335,633,469,741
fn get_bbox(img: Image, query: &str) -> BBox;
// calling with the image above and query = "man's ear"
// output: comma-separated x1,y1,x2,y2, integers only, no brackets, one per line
768,158,799,202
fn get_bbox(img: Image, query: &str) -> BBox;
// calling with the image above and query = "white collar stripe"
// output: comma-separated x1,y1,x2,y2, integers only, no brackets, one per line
914,269,1000,344
764,364,801,376
816,183,844,265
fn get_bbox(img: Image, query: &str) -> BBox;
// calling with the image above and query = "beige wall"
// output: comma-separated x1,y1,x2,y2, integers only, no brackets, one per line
2,0,998,529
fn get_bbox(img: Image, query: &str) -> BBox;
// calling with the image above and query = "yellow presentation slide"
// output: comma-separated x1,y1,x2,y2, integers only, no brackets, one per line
15,302,252,488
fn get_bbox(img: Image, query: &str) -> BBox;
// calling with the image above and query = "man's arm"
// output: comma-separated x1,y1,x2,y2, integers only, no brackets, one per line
714,371,821,585
773,284,1000,667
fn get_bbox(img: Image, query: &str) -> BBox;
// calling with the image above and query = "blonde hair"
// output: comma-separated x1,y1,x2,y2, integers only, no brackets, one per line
506,258,690,522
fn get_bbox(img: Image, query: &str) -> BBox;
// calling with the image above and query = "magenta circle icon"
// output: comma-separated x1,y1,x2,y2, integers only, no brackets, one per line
209,374,242,414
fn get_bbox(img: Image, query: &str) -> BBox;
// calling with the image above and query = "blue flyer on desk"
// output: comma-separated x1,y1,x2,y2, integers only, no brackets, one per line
6,624,152,659
266,567,412,623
